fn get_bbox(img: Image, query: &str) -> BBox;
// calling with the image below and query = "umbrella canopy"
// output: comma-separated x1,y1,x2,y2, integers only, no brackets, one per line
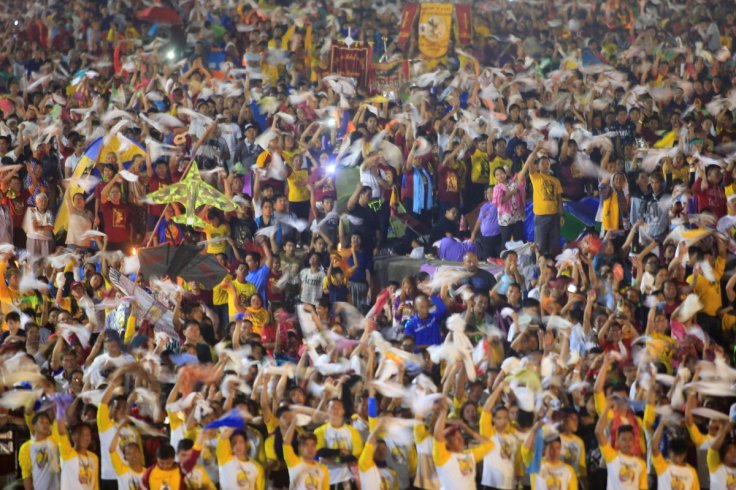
136,7,182,25
138,243,228,289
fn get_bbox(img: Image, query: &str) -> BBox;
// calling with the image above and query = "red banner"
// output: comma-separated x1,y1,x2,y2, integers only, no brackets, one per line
455,4,472,45
329,44,372,89
398,3,419,50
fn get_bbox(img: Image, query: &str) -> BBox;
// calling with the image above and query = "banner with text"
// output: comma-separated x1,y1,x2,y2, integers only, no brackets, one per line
329,44,372,89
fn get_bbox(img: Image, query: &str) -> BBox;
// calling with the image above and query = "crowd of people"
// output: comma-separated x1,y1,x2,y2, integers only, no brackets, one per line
2,0,736,489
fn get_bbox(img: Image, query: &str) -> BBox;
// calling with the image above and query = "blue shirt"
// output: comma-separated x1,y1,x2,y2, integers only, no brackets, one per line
404,296,447,347
246,264,270,304
347,250,373,284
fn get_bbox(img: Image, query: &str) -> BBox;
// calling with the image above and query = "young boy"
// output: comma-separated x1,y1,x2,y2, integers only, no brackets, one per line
19,412,60,490
109,422,145,490
54,417,99,490
283,416,330,489
652,421,698,490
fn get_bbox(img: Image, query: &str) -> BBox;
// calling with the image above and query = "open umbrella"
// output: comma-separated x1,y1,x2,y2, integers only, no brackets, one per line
136,7,183,25
137,243,228,289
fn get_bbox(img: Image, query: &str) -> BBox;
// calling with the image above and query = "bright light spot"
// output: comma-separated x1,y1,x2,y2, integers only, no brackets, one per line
14,20,19,26
166,50,176,60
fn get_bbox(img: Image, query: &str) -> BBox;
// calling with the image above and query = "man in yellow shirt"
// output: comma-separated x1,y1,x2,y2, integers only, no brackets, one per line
517,142,564,256
688,237,727,344
213,264,257,321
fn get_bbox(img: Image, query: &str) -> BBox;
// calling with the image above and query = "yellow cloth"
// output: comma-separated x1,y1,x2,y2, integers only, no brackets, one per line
601,190,628,231
654,131,677,148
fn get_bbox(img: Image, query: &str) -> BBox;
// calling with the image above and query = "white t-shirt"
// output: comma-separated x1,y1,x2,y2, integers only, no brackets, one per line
531,460,578,490
434,439,493,490
64,153,82,174
19,437,60,490
482,427,520,489
219,122,242,162
653,453,698,490
708,448,736,490
284,445,330,490
601,443,647,490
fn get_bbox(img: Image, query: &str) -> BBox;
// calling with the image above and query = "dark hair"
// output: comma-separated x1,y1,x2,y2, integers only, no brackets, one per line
157,443,176,460
617,425,634,437
492,403,508,415
177,439,194,452
299,433,318,444
669,437,689,456
5,311,20,323
32,412,51,425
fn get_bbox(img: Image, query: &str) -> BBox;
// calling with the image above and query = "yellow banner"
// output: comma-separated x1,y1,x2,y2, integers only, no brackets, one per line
418,3,453,59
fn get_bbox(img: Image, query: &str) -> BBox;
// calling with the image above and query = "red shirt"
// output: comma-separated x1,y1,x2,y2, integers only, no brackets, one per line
100,201,131,243
147,174,172,216
309,167,337,202
437,164,461,205
267,271,284,303
693,178,727,218
5,190,29,228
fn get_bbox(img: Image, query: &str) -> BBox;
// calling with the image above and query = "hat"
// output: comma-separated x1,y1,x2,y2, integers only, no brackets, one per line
70,281,83,289
243,123,256,131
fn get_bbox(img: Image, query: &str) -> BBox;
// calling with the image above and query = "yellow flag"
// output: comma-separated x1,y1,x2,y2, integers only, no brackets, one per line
418,3,453,58
653,130,676,148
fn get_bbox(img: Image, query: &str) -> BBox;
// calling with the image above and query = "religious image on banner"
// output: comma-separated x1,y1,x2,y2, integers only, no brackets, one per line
329,44,372,89
417,3,454,58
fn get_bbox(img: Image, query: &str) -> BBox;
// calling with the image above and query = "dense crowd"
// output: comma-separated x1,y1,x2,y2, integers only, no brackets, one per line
3,0,736,489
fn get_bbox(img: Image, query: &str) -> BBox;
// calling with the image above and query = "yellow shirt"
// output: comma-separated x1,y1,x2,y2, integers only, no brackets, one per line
245,306,269,335
287,167,310,203
147,466,181,490
471,149,491,184
688,256,726,316
0,260,20,315
214,278,257,320
529,172,562,216
204,223,230,254
662,161,690,185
